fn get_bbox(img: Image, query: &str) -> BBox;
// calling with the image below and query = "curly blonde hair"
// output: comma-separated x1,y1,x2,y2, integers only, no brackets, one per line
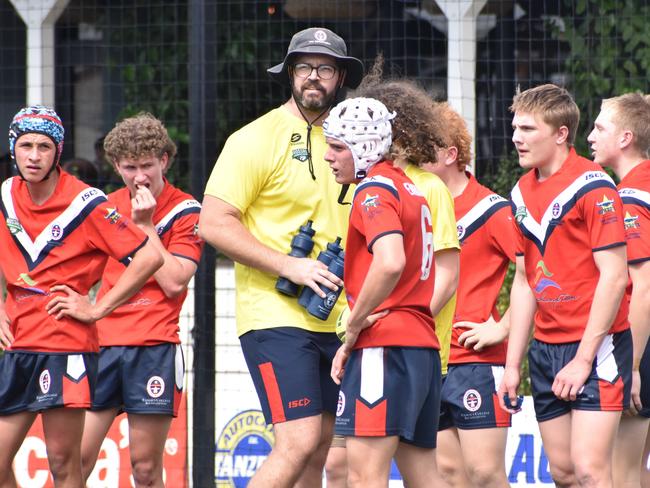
104,112,177,168
431,102,473,172
354,55,447,166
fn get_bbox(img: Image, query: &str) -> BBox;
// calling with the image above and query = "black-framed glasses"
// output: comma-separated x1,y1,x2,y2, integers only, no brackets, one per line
292,63,337,80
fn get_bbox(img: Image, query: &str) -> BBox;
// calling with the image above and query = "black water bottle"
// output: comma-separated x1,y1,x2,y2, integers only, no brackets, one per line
275,220,316,297
306,251,345,320
298,237,343,308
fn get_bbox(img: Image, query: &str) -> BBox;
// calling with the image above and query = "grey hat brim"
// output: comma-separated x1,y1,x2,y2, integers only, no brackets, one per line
267,47,364,89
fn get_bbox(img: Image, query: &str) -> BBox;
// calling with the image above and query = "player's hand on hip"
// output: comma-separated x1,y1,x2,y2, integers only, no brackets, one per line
0,309,14,350
131,185,157,226
454,316,508,351
552,356,591,401
331,344,351,385
498,366,521,413
281,256,343,297
626,369,642,416
46,285,97,323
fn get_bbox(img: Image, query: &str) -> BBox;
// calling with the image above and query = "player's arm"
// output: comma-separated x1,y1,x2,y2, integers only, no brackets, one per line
345,233,404,347
331,233,402,384
456,307,511,351
552,245,628,401
47,239,163,322
430,248,459,317
498,255,536,412
0,269,13,349
199,195,341,296
624,260,650,413
454,206,516,350
130,187,198,298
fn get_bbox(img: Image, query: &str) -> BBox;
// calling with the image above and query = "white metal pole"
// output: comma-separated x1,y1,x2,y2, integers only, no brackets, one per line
10,0,70,107
435,0,487,173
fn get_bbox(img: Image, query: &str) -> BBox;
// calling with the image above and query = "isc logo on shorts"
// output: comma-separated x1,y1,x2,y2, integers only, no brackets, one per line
39,370,51,394
463,389,482,412
146,376,165,398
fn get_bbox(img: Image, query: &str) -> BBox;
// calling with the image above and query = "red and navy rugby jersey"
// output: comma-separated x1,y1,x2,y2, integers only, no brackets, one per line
0,171,147,353
345,161,439,350
97,181,202,346
511,149,629,343
450,174,516,364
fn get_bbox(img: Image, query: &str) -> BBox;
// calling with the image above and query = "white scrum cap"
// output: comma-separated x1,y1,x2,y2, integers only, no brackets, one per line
323,97,396,178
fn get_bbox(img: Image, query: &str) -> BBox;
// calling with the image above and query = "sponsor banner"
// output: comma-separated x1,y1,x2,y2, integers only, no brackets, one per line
13,398,188,488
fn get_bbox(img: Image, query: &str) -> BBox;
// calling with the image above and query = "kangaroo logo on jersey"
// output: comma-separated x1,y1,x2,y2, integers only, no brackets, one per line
6,217,22,235
596,195,615,214
146,376,165,398
39,370,51,394
624,212,640,230
362,193,380,209
104,207,122,224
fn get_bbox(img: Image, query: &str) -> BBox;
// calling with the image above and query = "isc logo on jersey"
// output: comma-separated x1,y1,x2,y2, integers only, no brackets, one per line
215,409,275,487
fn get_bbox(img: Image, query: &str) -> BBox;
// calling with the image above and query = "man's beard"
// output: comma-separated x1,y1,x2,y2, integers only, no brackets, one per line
292,81,337,113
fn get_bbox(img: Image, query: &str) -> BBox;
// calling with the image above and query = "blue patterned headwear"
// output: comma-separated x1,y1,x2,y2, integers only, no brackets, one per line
9,105,65,169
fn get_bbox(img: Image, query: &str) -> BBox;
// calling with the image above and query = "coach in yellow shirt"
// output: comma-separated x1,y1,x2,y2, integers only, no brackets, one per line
199,27,363,487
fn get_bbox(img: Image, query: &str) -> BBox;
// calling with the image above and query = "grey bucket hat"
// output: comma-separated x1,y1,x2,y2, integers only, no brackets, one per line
268,27,364,89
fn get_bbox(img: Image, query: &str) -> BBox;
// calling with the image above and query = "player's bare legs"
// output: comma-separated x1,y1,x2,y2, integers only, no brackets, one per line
81,408,119,480
324,445,348,488
571,410,620,488
457,427,509,487
0,411,37,488
248,413,329,488
41,408,85,488
436,428,471,487
128,413,173,488
295,412,335,488
642,428,650,488
394,441,449,488
613,415,650,487
346,436,398,488
538,413,576,487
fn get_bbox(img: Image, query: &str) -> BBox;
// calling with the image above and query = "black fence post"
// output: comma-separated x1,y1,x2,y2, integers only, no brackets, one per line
189,0,217,485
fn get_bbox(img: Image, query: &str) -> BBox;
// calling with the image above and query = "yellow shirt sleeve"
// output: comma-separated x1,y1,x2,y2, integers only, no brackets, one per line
204,128,271,215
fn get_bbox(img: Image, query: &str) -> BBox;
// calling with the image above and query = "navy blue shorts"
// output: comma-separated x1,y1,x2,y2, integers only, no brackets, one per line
528,330,632,422
239,327,340,425
439,363,511,430
92,343,184,417
0,351,97,415
335,347,441,448
639,340,650,418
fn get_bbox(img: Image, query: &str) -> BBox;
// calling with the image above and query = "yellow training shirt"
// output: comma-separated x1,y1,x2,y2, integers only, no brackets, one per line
205,106,349,336
404,164,460,374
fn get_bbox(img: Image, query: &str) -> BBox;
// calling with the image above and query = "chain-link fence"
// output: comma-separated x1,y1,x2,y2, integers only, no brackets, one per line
4,1,650,485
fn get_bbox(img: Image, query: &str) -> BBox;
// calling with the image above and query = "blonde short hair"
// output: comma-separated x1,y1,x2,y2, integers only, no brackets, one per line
601,93,650,158
510,84,580,146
